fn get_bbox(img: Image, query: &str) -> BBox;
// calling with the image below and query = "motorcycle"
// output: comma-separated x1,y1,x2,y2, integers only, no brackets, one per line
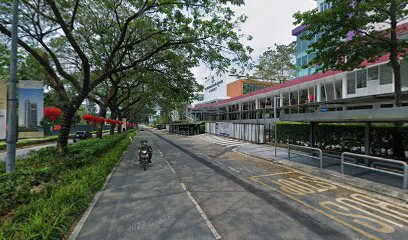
139,149,150,171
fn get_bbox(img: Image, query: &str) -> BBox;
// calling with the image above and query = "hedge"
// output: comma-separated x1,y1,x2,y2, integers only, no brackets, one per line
266,122,408,158
0,130,137,239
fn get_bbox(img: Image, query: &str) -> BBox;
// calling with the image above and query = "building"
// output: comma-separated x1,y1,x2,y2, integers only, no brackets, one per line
293,0,331,77
227,79,274,98
191,1,408,148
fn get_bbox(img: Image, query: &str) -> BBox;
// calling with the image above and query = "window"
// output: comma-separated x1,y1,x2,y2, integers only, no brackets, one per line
399,33,408,40
347,72,356,94
368,66,379,81
400,60,408,88
301,56,308,67
379,64,393,85
356,69,367,88
308,52,316,63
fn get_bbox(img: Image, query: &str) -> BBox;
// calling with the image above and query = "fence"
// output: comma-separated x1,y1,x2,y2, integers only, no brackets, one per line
288,144,323,169
341,152,408,189
205,122,264,143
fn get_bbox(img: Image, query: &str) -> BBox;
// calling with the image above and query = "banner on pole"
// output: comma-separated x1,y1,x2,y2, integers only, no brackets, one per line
0,81,6,140
18,80,44,138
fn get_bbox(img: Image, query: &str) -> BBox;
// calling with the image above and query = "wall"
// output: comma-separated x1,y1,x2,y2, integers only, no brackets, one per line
227,80,243,98
206,122,265,143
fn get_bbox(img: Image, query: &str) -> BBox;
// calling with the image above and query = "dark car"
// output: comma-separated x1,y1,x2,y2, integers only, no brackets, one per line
73,131,92,143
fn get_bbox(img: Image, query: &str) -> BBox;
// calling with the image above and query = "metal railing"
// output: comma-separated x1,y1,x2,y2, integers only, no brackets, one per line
341,152,408,190
288,145,323,169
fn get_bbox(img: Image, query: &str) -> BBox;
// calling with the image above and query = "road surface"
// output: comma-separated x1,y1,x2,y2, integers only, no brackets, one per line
72,130,408,240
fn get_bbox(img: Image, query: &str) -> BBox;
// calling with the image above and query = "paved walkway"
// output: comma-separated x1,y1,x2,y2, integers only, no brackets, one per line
193,134,405,189
72,131,215,240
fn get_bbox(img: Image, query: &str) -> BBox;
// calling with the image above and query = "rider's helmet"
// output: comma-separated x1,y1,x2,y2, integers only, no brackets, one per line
140,140,148,146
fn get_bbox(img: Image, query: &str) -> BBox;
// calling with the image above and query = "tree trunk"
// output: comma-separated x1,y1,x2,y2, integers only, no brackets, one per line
97,106,107,139
57,106,76,155
117,111,122,133
389,0,406,159
109,108,118,135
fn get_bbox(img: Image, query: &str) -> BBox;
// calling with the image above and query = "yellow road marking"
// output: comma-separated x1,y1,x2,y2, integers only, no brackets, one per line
250,177,382,240
250,172,294,179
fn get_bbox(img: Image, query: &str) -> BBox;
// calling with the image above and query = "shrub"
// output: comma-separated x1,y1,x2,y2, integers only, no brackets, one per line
0,130,138,239
272,122,408,157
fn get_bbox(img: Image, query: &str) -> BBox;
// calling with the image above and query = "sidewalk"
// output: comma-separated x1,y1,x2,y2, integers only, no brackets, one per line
234,143,408,202
70,131,214,240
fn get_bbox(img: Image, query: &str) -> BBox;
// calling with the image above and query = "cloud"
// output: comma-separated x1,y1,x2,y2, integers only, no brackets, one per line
194,0,316,84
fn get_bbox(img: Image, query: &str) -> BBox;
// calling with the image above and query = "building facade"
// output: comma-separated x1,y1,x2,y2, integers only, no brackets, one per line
227,79,275,98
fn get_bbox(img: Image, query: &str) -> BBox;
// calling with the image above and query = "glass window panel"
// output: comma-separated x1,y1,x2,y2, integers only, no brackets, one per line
368,66,379,81
302,56,308,67
379,64,393,85
401,60,408,88
356,69,367,88
347,72,356,94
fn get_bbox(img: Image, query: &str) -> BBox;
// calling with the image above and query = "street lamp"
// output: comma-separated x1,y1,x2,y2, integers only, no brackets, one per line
6,0,19,173
273,96,284,157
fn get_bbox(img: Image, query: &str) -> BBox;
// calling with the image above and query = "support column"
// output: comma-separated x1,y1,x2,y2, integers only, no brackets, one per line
317,83,322,102
342,76,347,99
309,122,316,148
365,122,371,155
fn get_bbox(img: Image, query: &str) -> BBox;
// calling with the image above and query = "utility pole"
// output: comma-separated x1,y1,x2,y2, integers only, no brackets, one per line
6,0,19,173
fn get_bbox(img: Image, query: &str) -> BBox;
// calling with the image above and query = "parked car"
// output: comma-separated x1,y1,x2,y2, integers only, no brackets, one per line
73,131,92,143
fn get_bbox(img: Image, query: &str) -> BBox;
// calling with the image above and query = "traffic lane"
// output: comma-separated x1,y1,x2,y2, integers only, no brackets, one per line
155,132,408,240
75,131,215,240
149,132,344,240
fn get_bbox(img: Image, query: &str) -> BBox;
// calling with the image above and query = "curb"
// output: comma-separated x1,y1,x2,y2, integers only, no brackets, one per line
233,148,408,204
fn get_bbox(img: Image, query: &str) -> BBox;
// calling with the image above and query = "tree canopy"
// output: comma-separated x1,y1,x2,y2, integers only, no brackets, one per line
254,42,296,83
0,0,251,153
294,0,408,158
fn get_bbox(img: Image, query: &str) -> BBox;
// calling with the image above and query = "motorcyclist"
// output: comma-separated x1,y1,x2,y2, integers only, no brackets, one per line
139,140,153,164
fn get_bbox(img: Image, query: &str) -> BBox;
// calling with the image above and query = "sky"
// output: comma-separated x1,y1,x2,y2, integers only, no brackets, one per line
192,0,316,85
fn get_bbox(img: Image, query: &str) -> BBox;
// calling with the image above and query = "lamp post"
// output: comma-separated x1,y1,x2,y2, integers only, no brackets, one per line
6,0,19,173
273,96,284,157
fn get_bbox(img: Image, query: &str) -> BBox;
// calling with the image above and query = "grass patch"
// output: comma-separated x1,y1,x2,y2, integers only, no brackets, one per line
0,130,138,239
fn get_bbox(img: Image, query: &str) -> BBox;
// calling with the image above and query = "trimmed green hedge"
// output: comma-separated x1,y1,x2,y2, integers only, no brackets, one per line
0,130,137,239
270,122,408,157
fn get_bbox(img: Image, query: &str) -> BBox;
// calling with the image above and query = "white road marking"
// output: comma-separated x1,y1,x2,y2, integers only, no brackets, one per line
229,167,240,173
158,148,176,174
181,183,221,240
215,160,223,165
201,136,248,147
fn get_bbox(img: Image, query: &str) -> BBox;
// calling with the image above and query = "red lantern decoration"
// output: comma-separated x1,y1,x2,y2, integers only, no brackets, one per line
82,114,94,124
44,107,62,121
96,117,105,123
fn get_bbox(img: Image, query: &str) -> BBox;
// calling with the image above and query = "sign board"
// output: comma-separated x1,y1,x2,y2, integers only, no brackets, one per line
203,73,230,102
18,80,44,138
215,122,233,137
0,81,6,140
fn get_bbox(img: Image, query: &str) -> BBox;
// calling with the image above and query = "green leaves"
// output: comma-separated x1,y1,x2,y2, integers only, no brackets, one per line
293,0,408,72
255,42,296,83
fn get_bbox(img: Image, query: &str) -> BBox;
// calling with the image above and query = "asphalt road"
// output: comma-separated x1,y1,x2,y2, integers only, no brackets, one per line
72,131,408,240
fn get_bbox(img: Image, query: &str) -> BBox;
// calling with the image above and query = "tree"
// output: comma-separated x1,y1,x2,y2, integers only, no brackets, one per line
0,0,250,154
294,0,407,159
255,42,296,83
